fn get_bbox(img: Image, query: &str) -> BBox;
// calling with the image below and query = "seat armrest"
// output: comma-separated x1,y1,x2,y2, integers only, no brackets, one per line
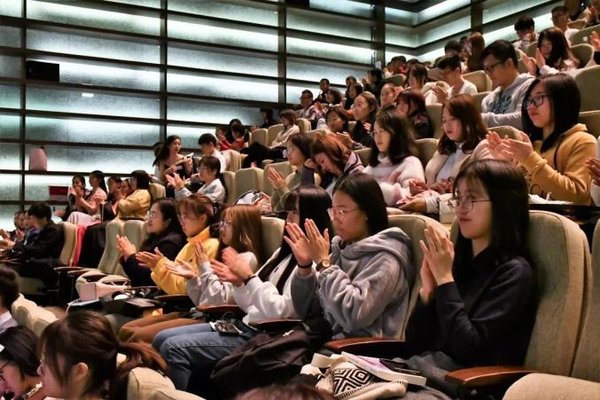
249,319,303,332
67,269,94,278
155,294,191,303
324,337,408,358
445,366,537,388
196,304,245,318
54,266,83,272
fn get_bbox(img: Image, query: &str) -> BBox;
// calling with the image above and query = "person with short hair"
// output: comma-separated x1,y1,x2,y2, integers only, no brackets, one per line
0,267,18,334
0,211,25,243
0,326,44,400
316,78,331,104
396,89,434,139
197,133,226,173
361,68,384,100
433,55,478,104
116,170,152,219
513,15,537,51
552,5,579,44
298,90,325,127
480,40,534,129
168,155,226,203
218,119,248,152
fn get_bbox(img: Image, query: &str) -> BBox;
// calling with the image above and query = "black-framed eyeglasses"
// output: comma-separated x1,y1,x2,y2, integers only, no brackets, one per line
524,94,551,108
447,196,491,212
483,60,504,74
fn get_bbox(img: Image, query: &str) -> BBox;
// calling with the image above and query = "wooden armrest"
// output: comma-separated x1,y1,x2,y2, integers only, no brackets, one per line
155,294,190,303
249,319,303,332
54,266,83,272
67,270,99,278
445,366,537,388
324,337,408,358
196,304,244,317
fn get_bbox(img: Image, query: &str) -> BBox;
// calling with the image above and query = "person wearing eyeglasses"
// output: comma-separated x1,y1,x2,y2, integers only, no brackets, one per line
396,159,535,398
480,40,534,130
488,73,595,205
117,199,185,287
151,187,333,395
287,173,416,340
0,326,45,400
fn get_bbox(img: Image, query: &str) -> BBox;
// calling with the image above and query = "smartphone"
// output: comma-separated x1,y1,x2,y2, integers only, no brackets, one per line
379,358,422,375
210,320,242,336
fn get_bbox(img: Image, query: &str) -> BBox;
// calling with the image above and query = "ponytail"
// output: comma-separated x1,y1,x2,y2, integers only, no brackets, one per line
109,341,167,400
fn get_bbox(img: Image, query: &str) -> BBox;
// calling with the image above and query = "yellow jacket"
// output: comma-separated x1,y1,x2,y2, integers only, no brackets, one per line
151,227,219,294
521,123,596,205
117,189,151,219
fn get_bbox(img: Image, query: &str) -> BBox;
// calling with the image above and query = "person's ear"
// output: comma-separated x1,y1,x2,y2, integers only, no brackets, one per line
71,362,90,385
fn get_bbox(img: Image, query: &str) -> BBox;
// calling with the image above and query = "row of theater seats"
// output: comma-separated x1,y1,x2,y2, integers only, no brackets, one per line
111,209,600,400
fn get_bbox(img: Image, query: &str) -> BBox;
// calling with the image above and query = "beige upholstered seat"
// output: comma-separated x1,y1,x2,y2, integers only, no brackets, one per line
260,216,285,260
100,219,126,275
303,129,324,141
123,220,148,276
234,167,264,199
128,368,176,399
267,124,284,145
388,214,446,339
525,42,537,58
249,128,268,146
571,65,600,111
11,294,57,336
222,171,235,205
416,138,438,169
426,103,443,139
568,19,587,30
149,183,166,200
263,161,293,196
463,70,492,92
222,150,241,172
503,215,600,399
579,110,600,138
473,91,490,114
296,118,311,134
149,388,204,400
570,23,600,46
571,43,595,68
384,74,406,87
355,148,371,166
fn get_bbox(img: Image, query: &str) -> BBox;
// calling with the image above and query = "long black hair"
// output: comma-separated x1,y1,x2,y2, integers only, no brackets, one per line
90,170,108,194
257,186,332,293
522,74,580,154
453,159,529,268
0,326,40,379
142,198,184,246
152,135,180,166
369,108,418,167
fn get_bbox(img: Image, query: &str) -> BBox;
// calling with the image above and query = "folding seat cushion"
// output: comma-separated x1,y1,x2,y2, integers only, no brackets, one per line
234,168,264,200
502,215,600,399
426,103,443,139
463,70,492,92
149,183,166,200
297,118,311,134
416,138,438,169
260,216,285,260
263,161,293,196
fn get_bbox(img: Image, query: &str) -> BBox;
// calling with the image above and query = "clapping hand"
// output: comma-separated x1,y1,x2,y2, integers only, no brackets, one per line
419,226,454,287
135,247,165,269
116,235,137,259
165,260,198,280
267,168,286,190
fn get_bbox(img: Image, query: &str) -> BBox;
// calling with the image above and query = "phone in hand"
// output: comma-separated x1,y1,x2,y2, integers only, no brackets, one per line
210,320,242,336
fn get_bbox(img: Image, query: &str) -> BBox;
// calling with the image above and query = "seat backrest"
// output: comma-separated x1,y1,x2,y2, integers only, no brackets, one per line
426,103,443,139
30,307,57,337
348,120,356,133
249,128,268,146
127,367,175,400
416,138,438,169
570,24,600,46
297,118,311,134
222,149,241,172
572,65,600,111
569,218,600,382
463,70,492,92
11,295,37,329
571,43,595,68
522,211,591,375
263,161,293,196
222,171,236,205
388,214,447,339
148,183,166,200
568,19,587,30
385,73,406,87
97,219,125,274
354,148,371,167
472,91,490,114
234,167,264,199
525,42,537,58
304,129,324,141
58,221,77,266
261,216,285,261
267,124,284,145
148,388,203,400
579,110,600,138
123,220,148,250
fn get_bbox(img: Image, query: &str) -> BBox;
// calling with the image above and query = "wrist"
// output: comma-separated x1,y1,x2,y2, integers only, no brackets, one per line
243,274,257,285
435,274,454,286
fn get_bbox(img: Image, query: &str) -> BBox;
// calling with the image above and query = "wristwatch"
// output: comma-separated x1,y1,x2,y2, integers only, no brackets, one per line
316,258,332,272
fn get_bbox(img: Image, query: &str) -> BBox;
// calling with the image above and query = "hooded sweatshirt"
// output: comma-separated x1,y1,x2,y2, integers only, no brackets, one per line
481,73,533,130
291,227,415,339
363,154,425,205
